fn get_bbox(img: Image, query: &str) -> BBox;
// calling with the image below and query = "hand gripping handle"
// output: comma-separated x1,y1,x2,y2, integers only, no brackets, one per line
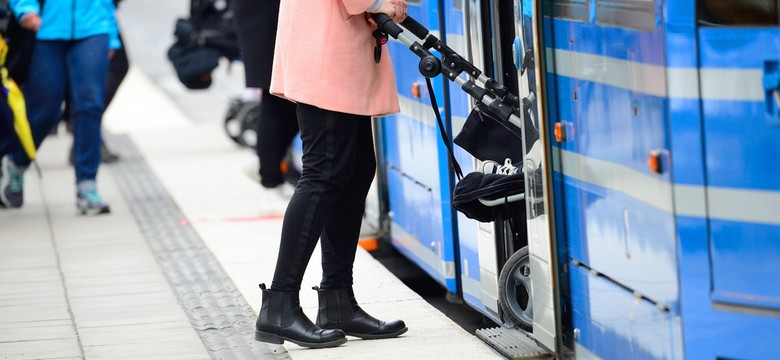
371,13,431,41
371,13,404,39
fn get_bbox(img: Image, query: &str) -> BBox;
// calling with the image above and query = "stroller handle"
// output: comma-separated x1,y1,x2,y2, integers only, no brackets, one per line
371,13,404,39
372,13,442,78
400,17,430,40
371,13,430,42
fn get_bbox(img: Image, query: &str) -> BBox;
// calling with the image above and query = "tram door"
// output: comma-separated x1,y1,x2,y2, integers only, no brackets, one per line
459,0,560,352
513,0,560,352
692,2,780,358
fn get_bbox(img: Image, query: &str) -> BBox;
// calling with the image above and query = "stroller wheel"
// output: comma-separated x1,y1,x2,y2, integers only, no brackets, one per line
240,128,258,149
236,102,261,148
498,246,533,331
225,117,244,145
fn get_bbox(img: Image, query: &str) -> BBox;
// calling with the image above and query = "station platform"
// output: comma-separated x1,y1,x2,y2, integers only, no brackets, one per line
0,2,507,359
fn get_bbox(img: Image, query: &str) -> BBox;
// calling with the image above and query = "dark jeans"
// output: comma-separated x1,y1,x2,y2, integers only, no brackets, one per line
270,103,376,292
11,35,109,183
257,91,299,188
62,32,128,134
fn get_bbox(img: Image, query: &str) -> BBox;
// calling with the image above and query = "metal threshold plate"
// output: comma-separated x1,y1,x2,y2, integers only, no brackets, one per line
475,327,551,359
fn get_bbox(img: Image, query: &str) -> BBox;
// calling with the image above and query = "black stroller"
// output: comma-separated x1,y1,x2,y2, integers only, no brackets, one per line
373,14,544,331
371,14,542,217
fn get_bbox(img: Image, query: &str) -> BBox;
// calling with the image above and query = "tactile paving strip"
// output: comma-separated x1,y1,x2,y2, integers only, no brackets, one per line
110,135,289,360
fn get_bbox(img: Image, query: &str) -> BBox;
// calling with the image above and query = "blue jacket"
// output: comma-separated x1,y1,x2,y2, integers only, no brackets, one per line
10,0,120,49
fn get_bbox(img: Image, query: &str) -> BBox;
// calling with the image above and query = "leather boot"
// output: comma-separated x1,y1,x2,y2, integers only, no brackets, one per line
315,286,408,339
255,284,346,348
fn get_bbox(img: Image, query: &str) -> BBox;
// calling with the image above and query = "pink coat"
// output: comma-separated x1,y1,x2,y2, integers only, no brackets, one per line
270,0,400,117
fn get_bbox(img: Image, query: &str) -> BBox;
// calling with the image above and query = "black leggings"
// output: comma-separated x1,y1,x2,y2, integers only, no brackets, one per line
270,103,376,292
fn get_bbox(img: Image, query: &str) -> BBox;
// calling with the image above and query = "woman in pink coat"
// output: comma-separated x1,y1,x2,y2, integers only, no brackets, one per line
254,0,409,349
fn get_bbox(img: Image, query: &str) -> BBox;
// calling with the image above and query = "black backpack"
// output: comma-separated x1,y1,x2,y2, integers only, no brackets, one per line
167,0,239,89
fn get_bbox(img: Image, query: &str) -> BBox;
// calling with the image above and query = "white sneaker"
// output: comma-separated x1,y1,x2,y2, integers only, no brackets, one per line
481,160,501,174
481,158,519,175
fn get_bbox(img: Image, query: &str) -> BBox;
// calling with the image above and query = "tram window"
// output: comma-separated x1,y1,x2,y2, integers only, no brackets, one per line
595,0,656,31
699,0,779,27
544,0,590,22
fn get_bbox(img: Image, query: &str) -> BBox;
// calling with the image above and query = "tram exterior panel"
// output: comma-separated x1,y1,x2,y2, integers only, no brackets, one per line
373,0,780,358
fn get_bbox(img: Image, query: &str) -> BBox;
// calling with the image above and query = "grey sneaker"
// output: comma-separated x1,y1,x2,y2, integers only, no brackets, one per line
76,189,111,215
0,155,24,208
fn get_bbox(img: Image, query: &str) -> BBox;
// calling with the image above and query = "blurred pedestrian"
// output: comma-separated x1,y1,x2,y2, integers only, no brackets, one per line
62,0,128,165
0,0,119,215
230,0,299,193
254,0,409,349
62,0,130,165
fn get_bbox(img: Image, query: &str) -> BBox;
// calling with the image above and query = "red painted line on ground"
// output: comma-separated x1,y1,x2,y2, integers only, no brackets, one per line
178,214,285,225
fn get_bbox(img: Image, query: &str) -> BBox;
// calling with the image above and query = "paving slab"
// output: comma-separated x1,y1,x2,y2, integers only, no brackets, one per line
0,338,82,360
0,319,76,343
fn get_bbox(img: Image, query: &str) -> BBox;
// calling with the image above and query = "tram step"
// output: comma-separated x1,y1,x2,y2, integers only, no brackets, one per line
475,327,551,360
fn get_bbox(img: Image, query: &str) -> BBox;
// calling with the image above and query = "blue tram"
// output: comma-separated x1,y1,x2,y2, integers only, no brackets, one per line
369,0,780,358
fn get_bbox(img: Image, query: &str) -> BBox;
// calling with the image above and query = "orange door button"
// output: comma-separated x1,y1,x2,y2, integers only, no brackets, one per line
648,150,663,174
411,83,421,99
554,122,567,143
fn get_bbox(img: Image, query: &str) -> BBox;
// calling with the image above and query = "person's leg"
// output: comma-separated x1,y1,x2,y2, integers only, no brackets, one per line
104,33,129,109
66,34,110,214
0,40,67,208
0,99,17,156
313,120,407,339
257,92,299,188
232,0,288,181
97,35,129,164
257,103,363,348
10,41,68,167
61,84,72,134
318,118,375,289
270,103,365,292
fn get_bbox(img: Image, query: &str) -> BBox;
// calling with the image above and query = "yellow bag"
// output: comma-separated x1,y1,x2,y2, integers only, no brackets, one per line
0,34,35,160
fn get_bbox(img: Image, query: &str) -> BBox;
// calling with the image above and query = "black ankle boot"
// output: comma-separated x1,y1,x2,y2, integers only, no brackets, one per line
315,286,407,339
255,284,347,348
